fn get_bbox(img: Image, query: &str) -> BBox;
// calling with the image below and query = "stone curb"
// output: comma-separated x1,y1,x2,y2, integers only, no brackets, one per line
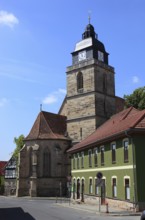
56,203,141,216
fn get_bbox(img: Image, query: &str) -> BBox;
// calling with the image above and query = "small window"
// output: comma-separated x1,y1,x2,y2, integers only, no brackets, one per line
94,148,98,167
77,72,83,92
100,146,105,165
73,154,76,169
125,178,130,200
77,153,80,169
111,143,116,164
123,140,129,162
81,152,84,168
89,178,93,194
88,150,92,167
112,178,117,198
95,179,99,195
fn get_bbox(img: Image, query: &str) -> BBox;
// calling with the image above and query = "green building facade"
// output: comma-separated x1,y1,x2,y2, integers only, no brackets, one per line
71,137,134,201
68,107,145,211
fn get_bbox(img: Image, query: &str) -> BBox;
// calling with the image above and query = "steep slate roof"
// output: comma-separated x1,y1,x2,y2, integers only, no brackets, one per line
0,161,7,175
68,107,145,153
25,111,68,141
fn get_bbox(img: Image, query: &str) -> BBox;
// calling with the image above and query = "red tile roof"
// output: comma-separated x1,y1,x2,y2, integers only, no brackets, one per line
68,107,145,153
25,111,68,141
0,161,7,175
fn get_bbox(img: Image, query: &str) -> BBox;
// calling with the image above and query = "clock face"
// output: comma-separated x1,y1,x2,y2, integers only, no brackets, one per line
98,51,104,62
78,50,86,61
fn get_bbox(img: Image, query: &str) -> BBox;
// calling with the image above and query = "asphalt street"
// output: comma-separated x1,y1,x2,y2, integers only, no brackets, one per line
0,196,141,220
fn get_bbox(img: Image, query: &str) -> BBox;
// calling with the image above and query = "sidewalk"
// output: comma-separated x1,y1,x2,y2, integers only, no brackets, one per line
56,198,141,216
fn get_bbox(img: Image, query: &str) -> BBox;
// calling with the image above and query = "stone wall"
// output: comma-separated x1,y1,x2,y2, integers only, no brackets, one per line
66,59,116,143
17,139,71,197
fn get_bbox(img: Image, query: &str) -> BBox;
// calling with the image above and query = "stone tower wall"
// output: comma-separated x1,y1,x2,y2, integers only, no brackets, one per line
66,59,116,142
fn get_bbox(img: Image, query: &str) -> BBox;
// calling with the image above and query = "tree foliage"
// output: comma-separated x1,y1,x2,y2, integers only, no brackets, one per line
124,86,145,110
13,134,25,159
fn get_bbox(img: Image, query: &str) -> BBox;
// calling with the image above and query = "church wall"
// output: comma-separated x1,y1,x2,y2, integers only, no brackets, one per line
95,93,116,118
37,177,67,196
94,64,115,96
67,61,95,97
67,94,95,120
67,118,96,143
66,58,116,144
16,178,30,196
17,139,71,197
19,146,31,178
58,98,67,116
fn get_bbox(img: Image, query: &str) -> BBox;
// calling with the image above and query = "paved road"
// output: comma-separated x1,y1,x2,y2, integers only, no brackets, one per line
0,196,140,220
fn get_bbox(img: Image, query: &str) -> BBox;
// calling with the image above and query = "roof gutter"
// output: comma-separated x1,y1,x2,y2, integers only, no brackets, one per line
68,127,145,153
68,130,129,153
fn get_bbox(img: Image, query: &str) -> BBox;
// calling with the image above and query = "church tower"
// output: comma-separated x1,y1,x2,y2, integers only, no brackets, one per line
66,22,117,144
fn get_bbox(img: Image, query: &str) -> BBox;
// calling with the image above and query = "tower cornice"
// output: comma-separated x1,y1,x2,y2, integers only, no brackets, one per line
66,59,114,74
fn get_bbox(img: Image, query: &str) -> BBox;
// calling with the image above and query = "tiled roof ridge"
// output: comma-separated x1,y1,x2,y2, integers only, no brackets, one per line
130,110,145,128
67,107,145,153
94,107,133,131
37,112,41,138
41,110,66,119
41,111,57,138
120,106,134,120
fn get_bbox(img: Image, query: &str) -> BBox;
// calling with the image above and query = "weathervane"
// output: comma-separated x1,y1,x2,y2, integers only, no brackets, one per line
88,10,92,24
40,104,42,111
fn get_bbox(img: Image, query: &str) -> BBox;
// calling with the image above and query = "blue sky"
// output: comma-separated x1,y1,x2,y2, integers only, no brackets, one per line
0,0,145,160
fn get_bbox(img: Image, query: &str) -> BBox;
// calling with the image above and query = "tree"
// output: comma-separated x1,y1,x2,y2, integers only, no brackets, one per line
13,134,25,160
124,86,145,110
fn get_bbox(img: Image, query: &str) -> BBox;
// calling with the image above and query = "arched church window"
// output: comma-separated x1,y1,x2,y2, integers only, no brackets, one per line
77,72,83,92
43,148,51,177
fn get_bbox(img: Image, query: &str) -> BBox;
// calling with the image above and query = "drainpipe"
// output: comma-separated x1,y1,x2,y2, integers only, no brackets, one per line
125,130,138,211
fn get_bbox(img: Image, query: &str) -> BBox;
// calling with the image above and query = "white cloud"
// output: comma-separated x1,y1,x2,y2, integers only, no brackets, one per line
0,98,8,107
0,10,19,28
42,88,66,105
132,76,139,84
58,88,66,94
43,95,57,105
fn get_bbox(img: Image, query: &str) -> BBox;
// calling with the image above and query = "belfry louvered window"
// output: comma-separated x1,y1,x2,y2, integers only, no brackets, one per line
77,72,83,92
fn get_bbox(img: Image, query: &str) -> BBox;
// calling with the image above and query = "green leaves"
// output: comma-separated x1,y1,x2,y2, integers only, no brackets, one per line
13,134,25,159
124,86,145,110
